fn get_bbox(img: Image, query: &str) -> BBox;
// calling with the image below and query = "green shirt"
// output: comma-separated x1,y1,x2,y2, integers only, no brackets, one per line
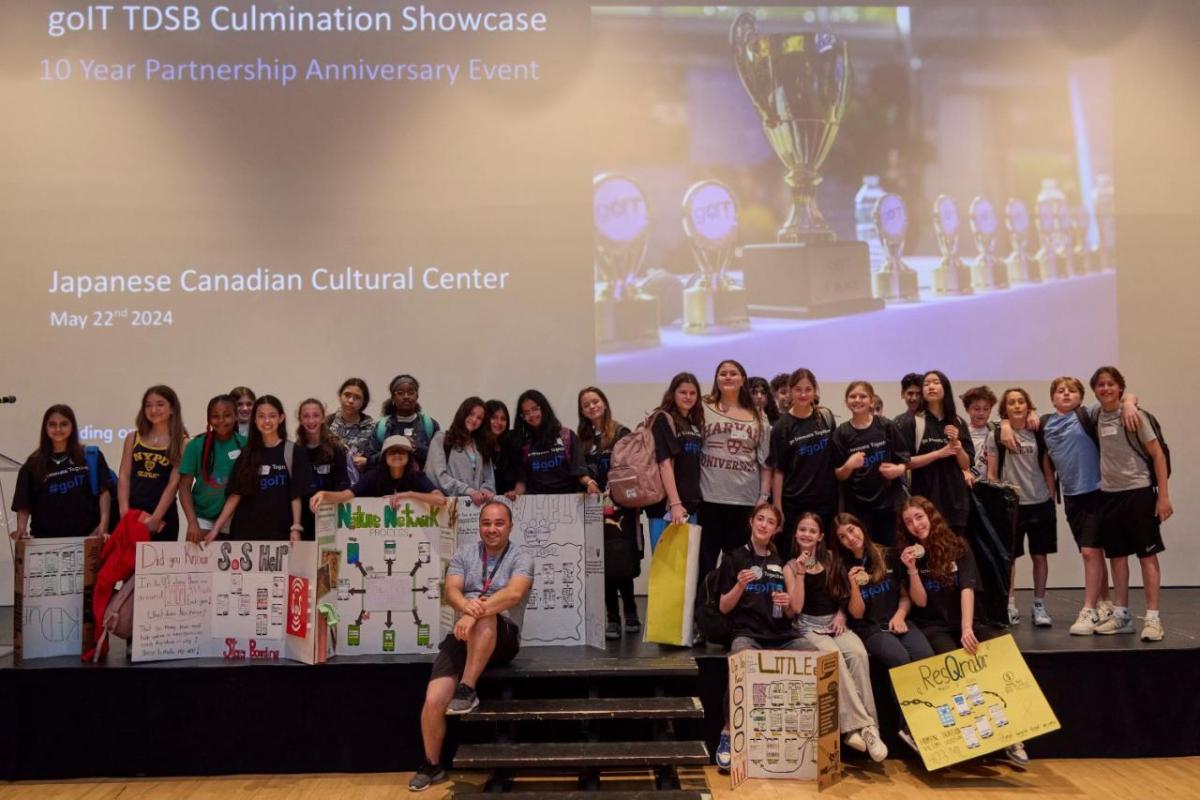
179,433,246,520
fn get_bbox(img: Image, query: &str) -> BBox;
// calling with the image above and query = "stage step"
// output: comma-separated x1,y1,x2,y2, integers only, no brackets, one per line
453,741,710,770
461,696,704,722
455,792,711,800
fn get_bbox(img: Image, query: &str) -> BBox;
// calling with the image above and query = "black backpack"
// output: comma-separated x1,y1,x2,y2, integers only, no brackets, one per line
694,567,732,648
991,426,1047,480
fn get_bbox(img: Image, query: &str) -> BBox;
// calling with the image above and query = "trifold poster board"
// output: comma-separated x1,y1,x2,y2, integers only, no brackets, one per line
13,537,88,660
131,540,319,663
890,634,1061,770
729,649,842,791
452,494,606,648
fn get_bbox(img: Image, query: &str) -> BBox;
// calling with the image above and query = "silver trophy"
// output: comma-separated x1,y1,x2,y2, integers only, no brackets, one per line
872,193,919,302
932,195,972,295
1035,179,1069,280
1092,174,1116,271
969,196,1008,291
593,173,660,351
1004,198,1040,284
681,180,748,334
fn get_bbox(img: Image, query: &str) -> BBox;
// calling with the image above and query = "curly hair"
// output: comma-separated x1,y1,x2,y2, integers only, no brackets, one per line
896,496,965,586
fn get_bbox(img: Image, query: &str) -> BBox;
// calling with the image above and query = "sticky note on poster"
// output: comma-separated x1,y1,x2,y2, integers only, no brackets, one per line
889,634,1059,770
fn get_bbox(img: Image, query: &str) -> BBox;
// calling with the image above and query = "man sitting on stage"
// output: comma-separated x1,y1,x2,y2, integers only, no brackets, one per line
410,499,534,792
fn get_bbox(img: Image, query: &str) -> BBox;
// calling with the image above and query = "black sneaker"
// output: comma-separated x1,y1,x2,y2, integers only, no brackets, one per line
624,618,642,634
445,682,479,715
408,760,446,792
606,621,621,640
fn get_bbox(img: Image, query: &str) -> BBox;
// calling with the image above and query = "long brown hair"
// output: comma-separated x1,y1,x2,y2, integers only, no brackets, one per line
831,512,888,585
706,359,764,441
748,502,782,557
793,512,847,601
577,386,619,450
655,372,705,433
296,398,339,464
136,385,187,466
28,404,85,482
896,496,966,586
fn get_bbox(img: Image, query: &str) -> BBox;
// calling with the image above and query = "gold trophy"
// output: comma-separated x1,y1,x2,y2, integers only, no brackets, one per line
730,12,882,318
932,195,972,295
1071,206,1098,273
1004,198,1041,284
1092,174,1116,271
681,180,749,334
872,193,919,302
969,196,1008,291
1035,194,1067,280
593,173,660,352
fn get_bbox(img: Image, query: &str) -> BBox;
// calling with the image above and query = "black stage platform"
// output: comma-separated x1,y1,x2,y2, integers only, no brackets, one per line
2,588,1198,780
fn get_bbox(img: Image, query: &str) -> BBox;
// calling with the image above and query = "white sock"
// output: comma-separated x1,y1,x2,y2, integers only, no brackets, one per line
1033,598,1046,607
1081,606,1095,612
1145,609,1160,621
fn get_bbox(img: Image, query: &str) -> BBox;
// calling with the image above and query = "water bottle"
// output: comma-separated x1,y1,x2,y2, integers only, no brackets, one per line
855,175,887,270
772,581,784,619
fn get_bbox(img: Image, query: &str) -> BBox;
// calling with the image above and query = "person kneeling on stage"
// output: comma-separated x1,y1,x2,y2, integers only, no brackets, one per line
898,495,1030,767
409,499,533,792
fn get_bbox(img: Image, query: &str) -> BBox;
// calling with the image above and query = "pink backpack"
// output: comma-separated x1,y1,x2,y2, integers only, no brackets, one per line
608,411,673,509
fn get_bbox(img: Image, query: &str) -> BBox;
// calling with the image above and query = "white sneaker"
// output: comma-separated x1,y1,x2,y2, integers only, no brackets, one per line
1095,611,1135,635
1007,602,1020,625
1096,600,1115,623
1004,742,1030,767
897,728,919,754
861,726,888,763
1032,604,1052,627
1069,608,1098,635
843,730,866,752
1141,616,1164,642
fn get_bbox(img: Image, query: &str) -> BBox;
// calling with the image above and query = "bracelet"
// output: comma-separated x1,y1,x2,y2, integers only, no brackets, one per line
290,523,304,532
670,501,683,508
908,570,919,576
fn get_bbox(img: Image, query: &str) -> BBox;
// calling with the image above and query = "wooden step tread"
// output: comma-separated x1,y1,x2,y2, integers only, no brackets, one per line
454,792,711,800
453,741,710,769
461,697,704,721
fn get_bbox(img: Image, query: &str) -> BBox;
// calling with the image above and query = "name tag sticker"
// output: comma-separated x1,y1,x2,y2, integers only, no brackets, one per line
315,464,331,475
228,449,241,460
259,465,271,476
730,428,750,441
1100,423,1120,438
404,428,415,437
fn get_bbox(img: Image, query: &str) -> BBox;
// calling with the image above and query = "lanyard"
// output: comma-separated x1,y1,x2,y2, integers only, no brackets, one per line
480,542,511,596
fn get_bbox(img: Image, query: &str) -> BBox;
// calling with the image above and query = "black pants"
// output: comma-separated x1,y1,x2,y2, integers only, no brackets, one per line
605,578,638,623
920,621,1003,655
697,501,753,589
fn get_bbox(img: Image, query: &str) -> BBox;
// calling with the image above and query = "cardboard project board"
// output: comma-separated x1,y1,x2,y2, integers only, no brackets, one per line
13,537,87,659
315,498,455,655
454,494,606,649
729,649,842,791
131,540,316,662
890,634,1060,770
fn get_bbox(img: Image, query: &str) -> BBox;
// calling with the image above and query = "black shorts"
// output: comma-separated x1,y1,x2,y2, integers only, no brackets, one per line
1064,490,1103,550
1013,499,1057,558
430,615,521,682
1100,487,1164,559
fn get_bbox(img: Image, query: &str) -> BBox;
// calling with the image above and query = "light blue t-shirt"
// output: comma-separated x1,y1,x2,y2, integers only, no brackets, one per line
1042,404,1101,496
447,540,534,629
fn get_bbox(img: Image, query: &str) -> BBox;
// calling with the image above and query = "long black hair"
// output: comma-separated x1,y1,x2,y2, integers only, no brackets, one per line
444,396,493,462
749,376,780,425
28,404,84,481
514,389,563,447
230,395,288,496
199,395,241,488
919,370,966,427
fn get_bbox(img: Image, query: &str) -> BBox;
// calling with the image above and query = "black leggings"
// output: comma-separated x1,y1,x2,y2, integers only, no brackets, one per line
605,578,638,622
919,622,1002,655
697,502,754,589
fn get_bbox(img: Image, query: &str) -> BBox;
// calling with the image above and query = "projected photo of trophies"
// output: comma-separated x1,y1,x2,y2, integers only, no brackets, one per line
872,193,919,302
1093,174,1116,271
932,195,972,295
593,173,661,352
681,180,749,334
730,12,882,318
969,196,1008,291
1005,198,1040,284
1035,179,1069,280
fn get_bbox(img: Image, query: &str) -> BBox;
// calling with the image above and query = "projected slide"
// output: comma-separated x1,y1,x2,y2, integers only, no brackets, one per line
587,6,1118,383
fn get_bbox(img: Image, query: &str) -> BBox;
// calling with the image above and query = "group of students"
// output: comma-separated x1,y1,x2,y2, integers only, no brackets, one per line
10,362,1174,766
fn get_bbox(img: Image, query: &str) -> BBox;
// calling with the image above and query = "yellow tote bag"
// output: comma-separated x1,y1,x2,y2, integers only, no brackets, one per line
644,522,700,646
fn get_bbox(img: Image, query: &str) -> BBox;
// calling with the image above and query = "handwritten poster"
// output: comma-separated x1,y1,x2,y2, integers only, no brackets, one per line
729,649,841,790
889,634,1060,770
14,537,88,660
132,540,293,662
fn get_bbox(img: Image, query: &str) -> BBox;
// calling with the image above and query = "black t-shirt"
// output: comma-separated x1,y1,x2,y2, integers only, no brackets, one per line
801,569,840,617
718,544,793,640
652,414,704,508
300,443,351,539
831,417,911,511
767,409,839,511
911,547,980,629
129,437,177,518
12,452,111,538
848,549,904,638
350,466,437,497
584,424,631,491
229,442,311,540
900,411,975,530
520,427,589,494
